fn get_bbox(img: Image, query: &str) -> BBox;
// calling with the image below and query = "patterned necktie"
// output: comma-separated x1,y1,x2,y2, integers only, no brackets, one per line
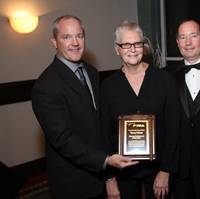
183,63,200,73
76,66,96,109
76,67,87,86
76,66,93,99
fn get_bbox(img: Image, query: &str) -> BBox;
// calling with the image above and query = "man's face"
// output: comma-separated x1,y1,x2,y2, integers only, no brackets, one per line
51,18,85,62
177,21,200,63
115,30,144,66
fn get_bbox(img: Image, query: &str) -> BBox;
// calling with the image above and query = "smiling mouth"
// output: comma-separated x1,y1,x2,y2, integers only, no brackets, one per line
127,54,140,57
184,47,194,51
68,48,81,52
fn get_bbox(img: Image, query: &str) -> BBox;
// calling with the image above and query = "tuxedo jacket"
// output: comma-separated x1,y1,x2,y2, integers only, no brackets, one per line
166,62,200,178
31,57,107,199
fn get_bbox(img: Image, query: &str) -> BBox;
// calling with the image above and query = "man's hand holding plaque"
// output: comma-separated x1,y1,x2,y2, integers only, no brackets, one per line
118,114,156,160
106,154,139,169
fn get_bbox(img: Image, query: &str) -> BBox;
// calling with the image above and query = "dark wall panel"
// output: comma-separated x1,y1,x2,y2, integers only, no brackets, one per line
0,70,116,105
0,80,35,105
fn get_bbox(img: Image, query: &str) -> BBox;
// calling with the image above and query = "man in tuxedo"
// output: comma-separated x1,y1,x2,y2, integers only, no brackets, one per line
31,15,136,199
167,20,200,199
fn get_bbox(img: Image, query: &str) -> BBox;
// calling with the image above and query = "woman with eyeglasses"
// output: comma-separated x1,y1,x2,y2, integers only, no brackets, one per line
101,21,180,199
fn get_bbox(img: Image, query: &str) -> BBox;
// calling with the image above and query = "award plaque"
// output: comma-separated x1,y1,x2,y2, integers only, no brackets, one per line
118,114,156,160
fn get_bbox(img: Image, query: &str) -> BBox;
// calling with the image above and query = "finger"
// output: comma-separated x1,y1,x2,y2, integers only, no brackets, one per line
157,191,161,199
160,190,165,199
161,187,168,199
154,187,161,199
121,157,133,162
153,187,157,198
161,193,165,199
125,161,139,166
118,160,139,169
131,161,139,165
110,193,120,199
165,186,169,195
161,191,166,199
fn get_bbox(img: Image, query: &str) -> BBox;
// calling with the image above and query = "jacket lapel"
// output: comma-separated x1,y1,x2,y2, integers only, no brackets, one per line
175,64,200,118
84,65,99,111
175,66,191,119
194,91,200,116
53,57,96,109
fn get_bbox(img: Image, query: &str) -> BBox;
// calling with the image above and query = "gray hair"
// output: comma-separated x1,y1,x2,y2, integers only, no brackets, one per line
114,20,160,67
114,20,144,43
52,15,85,38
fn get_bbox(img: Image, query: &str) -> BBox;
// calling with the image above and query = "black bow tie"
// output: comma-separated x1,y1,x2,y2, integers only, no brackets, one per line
183,63,200,73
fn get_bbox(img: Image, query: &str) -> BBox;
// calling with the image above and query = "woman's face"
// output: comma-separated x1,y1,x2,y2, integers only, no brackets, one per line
115,30,144,67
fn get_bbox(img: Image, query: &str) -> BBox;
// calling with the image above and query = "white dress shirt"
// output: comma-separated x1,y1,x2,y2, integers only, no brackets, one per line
185,59,200,100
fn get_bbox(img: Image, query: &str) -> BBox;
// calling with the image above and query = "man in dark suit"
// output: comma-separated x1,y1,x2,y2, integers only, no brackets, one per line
166,20,200,199
31,15,137,199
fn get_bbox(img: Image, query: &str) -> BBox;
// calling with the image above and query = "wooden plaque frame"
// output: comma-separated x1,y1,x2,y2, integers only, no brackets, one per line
118,114,156,160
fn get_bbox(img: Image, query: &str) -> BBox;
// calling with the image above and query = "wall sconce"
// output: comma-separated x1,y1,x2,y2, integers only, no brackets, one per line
9,12,39,34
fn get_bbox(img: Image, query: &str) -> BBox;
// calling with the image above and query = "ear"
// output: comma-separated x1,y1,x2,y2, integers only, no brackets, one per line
50,37,57,49
176,38,179,47
114,44,120,55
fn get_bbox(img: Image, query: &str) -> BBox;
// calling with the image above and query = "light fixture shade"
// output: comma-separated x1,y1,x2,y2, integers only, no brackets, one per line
9,15,39,34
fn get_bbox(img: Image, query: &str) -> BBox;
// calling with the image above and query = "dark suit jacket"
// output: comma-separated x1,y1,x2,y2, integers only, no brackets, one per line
166,62,200,178
31,57,107,199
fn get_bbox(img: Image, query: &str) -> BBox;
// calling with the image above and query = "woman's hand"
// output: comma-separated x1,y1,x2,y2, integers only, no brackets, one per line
153,171,169,199
106,177,120,199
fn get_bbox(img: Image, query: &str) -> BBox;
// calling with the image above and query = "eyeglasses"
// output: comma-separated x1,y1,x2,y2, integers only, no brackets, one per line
116,41,144,49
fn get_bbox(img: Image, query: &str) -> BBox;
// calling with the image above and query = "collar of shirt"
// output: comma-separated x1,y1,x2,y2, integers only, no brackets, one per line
56,54,82,72
184,58,200,66
184,58,200,75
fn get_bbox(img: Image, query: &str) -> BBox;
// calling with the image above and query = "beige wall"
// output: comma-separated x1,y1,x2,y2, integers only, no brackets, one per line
0,0,138,166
